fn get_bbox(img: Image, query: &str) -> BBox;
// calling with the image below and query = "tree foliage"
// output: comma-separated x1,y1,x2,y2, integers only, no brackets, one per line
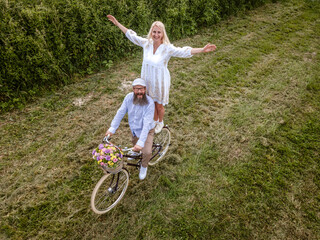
0,0,269,111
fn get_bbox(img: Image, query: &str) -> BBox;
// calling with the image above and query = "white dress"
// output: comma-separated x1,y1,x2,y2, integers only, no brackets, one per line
126,29,193,106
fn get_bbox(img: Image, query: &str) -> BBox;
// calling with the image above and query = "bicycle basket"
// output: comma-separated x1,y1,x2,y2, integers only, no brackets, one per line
92,143,124,174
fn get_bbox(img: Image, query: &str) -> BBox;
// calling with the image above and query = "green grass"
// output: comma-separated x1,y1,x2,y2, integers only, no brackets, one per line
1,0,320,239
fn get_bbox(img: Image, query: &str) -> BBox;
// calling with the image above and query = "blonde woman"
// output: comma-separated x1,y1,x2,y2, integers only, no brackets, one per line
107,15,216,133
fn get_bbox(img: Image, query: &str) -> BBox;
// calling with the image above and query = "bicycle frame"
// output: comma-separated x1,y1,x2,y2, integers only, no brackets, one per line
102,135,160,171
91,126,171,214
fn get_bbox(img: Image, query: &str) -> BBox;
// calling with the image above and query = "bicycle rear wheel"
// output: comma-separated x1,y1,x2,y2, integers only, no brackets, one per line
149,126,171,166
91,169,129,214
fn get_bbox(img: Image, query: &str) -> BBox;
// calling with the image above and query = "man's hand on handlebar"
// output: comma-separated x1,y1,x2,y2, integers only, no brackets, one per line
105,130,113,137
132,145,142,152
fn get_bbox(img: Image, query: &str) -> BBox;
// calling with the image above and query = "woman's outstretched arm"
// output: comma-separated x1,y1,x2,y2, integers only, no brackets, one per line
107,15,128,34
191,43,217,55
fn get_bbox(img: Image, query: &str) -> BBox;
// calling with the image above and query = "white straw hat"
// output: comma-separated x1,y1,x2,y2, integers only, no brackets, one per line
132,78,146,87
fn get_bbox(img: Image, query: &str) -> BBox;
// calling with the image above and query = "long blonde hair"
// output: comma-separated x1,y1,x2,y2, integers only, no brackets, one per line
147,21,170,45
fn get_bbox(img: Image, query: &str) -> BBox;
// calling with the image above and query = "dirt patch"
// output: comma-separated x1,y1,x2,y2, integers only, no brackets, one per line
72,93,93,107
303,52,317,62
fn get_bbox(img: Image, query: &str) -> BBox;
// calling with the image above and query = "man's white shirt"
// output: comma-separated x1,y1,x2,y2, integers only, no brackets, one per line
108,92,155,147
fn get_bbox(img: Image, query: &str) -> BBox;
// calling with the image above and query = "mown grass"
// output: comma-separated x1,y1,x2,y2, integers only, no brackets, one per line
1,0,319,239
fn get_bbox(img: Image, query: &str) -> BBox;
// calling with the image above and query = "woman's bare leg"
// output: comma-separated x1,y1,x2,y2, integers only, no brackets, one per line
154,102,165,133
155,102,165,122
154,102,159,121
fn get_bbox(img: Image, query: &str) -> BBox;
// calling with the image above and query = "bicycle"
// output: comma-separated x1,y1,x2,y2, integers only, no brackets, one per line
90,126,171,214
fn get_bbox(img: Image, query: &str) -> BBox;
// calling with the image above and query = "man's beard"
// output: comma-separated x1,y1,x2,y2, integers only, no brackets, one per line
133,93,148,106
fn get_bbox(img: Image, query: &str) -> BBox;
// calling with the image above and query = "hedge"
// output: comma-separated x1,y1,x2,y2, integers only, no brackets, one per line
0,0,269,111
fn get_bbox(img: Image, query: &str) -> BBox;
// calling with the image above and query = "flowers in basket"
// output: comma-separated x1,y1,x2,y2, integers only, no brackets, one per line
92,143,123,170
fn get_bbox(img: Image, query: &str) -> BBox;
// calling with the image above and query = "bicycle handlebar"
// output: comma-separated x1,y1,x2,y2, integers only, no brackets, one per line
102,135,142,157
103,135,111,144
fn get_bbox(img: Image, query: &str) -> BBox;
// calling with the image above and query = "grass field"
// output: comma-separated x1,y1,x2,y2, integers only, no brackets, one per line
1,0,319,239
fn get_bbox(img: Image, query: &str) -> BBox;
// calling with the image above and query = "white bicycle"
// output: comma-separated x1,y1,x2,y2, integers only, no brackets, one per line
91,126,171,214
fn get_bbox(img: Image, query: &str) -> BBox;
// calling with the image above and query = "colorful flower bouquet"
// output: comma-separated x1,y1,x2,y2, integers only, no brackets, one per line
92,143,124,173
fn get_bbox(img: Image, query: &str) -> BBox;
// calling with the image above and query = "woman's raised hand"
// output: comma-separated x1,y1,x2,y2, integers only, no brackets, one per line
107,15,128,34
203,43,217,53
107,15,118,25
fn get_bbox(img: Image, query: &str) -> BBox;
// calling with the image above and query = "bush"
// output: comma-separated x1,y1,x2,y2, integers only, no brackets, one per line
0,0,269,112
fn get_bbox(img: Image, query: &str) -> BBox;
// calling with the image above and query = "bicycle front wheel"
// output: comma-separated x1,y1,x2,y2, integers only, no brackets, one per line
91,169,129,214
149,126,171,166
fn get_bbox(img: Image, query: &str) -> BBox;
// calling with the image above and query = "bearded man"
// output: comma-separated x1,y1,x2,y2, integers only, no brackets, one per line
105,78,155,180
